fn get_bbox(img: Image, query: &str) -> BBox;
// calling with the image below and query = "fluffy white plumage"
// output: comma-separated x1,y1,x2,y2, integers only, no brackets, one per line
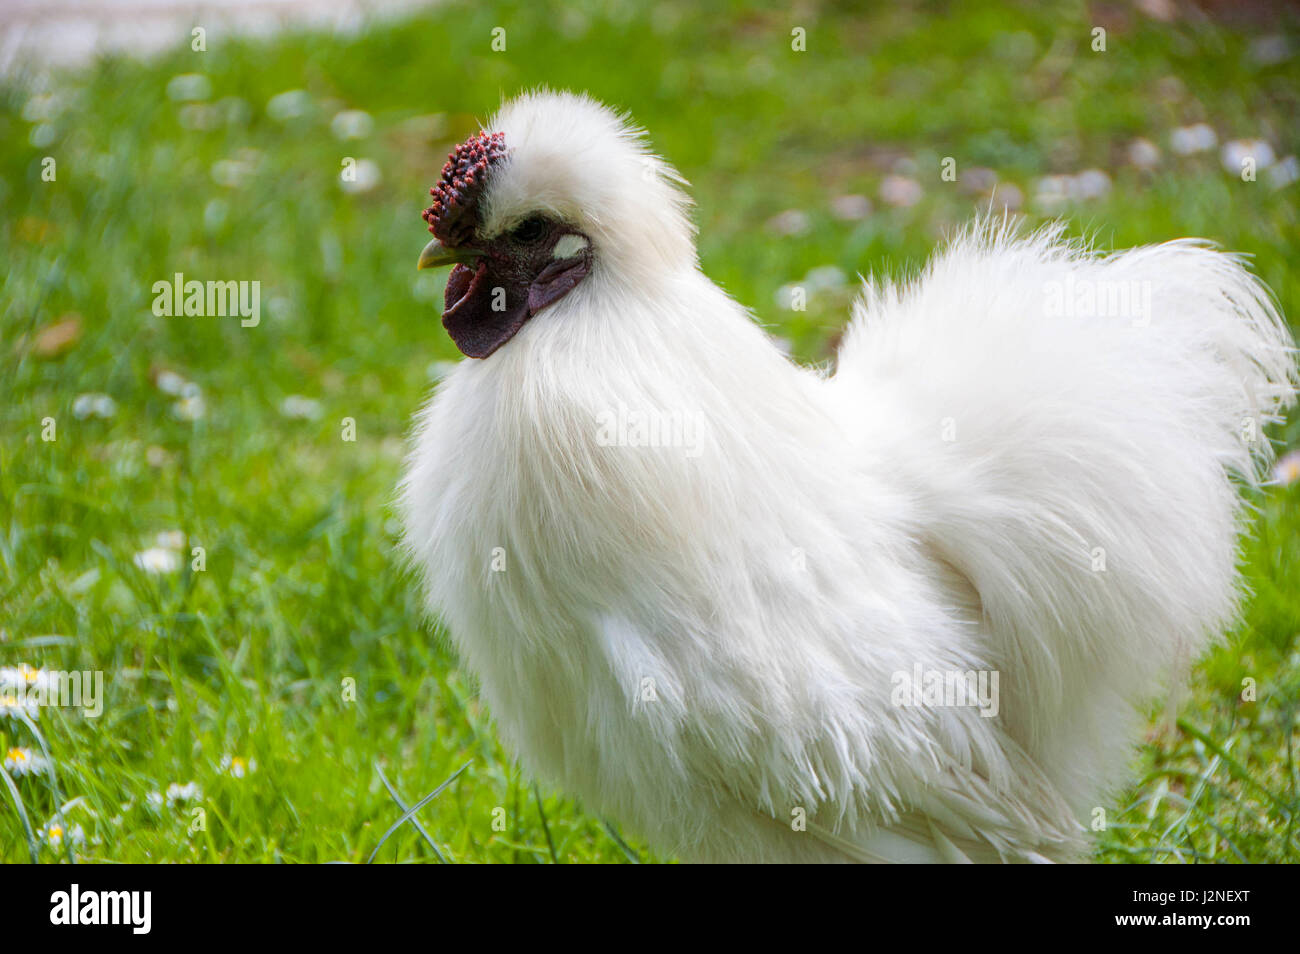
401,91,1298,862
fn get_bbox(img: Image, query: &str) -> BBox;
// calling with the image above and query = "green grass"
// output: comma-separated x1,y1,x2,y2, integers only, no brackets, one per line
1,0,1297,863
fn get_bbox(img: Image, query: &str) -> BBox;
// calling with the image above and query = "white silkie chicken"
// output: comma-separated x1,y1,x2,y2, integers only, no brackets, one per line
400,91,1297,863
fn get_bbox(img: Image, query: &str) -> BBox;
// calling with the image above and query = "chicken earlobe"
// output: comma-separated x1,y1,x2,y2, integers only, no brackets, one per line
440,245,592,359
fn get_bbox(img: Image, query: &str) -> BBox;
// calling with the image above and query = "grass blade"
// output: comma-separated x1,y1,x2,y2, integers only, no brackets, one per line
366,760,470,864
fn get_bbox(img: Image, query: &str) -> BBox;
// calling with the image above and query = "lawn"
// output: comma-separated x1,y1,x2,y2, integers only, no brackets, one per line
1,0,1297,863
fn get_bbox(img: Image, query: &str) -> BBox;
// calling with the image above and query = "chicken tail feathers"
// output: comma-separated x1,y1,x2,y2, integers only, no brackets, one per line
833,219,1298,812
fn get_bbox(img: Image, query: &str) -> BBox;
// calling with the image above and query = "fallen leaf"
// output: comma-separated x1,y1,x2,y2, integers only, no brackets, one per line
31,315,82,358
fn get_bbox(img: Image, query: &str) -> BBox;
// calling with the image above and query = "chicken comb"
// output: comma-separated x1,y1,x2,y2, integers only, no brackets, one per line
422,130,508,246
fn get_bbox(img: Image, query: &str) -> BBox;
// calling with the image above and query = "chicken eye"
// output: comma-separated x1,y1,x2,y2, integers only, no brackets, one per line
511,216,548,243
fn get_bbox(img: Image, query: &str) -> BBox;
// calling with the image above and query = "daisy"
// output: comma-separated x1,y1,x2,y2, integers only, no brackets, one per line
166,73,211,103
1273,450,1300,486
4,746,50,776
166,781,203,805
1170,123,1217,156
279,395,324,421
1221,139,1276,175
219,755,256,778
267,89,312,121
879,175,923,208
339,158,382,195
330,109,374,141
72,393,117,420
172,394,207,421
0,665,50,718
0,690,40,721
154,369,192,396
830,194,872,221
1127,138,1161,170
146,781,202,810
40,819,86,850
765,208,812,236
133,547,181,574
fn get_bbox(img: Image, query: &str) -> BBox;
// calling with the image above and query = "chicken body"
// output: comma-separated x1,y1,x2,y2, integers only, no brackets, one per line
401,92,1297,862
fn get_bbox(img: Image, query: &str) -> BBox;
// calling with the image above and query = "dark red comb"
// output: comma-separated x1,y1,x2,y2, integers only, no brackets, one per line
421,130,508,246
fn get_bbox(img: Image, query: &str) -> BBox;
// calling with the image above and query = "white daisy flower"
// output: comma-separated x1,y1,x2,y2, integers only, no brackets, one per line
804,265,847,292
154,370,190,396
879,175,924,208
72,393,117,420
1127,138,1161,170
1221,139,1276,175
1248,35,1290,66
22,92,64,123
219,755,256,778
774,283,802,310
330,109,374,140
0,664,49,720
765,209,811,236
40,819,85,850
167,781,203,804
957,167,998,195
1070,168,1112,200
829,194,872,221
279,395,324,421
1169,123,1217,156
5,746,50,776
30,124,57,149
1273,450,1300,486
267,89,312,121
1034,174,1072,211
339,158,382,194
133,547,181,575
166,73,211,102
981,184,1024,214
172,395,207,421
1268,156,1299,190
0,690,40,721
0,664,52,691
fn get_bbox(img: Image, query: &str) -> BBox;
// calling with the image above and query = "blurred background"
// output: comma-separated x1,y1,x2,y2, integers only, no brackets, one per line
1,0,1297,862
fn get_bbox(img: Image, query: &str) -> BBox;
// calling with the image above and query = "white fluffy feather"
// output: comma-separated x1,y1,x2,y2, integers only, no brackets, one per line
400,91,1298,862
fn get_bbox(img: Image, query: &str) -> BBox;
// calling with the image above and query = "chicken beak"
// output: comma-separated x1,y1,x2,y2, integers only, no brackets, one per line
418,238,481,270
